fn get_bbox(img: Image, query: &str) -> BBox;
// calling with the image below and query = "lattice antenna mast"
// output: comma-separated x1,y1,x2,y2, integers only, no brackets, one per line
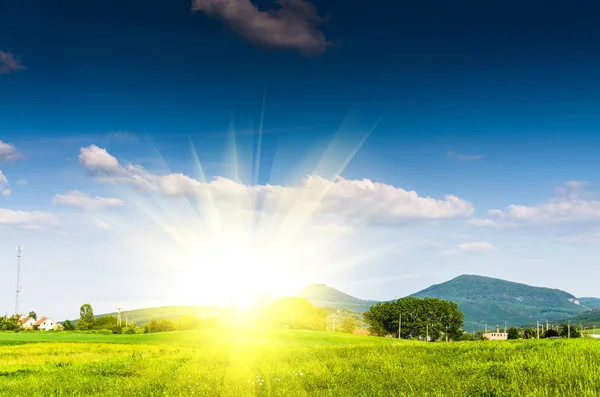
15,246,23,315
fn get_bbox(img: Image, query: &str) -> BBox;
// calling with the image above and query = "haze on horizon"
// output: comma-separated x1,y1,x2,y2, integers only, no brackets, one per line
1,0,600,321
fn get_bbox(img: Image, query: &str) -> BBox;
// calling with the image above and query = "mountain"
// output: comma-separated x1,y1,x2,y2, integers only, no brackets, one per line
578,297,600,311
298,284,378,314
410,275,590,331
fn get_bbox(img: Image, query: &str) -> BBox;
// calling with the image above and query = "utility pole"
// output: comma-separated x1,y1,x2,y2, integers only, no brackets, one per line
15,246,23,315
568,320,571,339
504,321,507,334
484,322,488,334
537,321,540,339
398,313,401,339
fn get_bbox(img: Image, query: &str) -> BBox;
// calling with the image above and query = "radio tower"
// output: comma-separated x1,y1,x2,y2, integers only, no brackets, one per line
15,246,23,315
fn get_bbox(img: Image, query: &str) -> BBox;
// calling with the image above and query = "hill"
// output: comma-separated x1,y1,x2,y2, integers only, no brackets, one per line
578,297,600,310
91,305,225,325
297,284,378,314
561,310,600,326
410,275,590,331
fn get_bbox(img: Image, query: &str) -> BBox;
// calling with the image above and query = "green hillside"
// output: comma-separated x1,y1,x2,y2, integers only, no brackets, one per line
91,305,225,325
562,310,600,326
578,297,600,310
410,275,590,331
297,284,377,314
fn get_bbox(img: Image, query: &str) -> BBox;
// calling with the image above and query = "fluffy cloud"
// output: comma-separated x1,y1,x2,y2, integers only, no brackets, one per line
467,218,499,228
0,208,60,229
447,151,484,161
0,171,10,196
488,182,600,225
442,241,498,257
0,140,23,162
0,51,25,74
94,220,112,231
79,145,474,224
52,191,124,211
191,0,332,56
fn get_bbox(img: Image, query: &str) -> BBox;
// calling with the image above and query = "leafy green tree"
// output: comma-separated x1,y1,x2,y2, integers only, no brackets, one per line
78,303,94,330
522,328,536,339
507,327,520,340
0,315,21,331
176,314,203,330
339,316,357,333
144,318,176,333
28,311,37,321
544,328,559,338
559,324,580,338
364,297,464,341
93,315,118,330
265,297,328,331
62,320,75,330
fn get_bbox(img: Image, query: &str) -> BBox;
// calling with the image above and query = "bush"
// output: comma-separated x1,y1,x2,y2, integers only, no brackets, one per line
112,326,123,334
144,318,176,334
124,327,136,334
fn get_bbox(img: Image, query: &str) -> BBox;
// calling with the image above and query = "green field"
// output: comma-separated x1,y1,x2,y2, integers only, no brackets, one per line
1,330,600,397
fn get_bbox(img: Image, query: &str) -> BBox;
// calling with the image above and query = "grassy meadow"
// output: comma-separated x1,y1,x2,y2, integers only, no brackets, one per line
1,329,600,397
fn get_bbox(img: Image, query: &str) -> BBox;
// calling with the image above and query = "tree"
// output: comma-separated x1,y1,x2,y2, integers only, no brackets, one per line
78,303,94,330
93,315,117,330
265,297,328,331
544,328,559,338
559,324,580,338
507,327,520,340
62,320,75,331
364,297,464,341
522,328,536,339
339,316,357,334
176,315,203,331
0,315,21,331
28,311,37,321
144,318,176,333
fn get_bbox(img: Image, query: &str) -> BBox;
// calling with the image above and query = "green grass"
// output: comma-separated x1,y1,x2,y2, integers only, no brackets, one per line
1,329,600,396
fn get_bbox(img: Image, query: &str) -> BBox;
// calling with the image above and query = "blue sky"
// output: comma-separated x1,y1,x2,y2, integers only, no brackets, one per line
1,0,600,320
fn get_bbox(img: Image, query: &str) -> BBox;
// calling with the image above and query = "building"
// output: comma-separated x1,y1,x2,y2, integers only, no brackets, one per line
483,332,508,340
34,317,58,331
20,316,36,330
483,325,508,340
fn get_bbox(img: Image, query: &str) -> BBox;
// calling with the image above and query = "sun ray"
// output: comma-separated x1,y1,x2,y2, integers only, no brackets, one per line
275,107,391,249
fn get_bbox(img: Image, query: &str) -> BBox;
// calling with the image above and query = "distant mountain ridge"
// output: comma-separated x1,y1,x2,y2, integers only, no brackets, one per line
410,275,590,330
297,284,378,314
298,275,595,331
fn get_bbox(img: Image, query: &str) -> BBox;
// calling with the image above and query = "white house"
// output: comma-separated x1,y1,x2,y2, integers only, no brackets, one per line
20,316,36,330
34,317,58,331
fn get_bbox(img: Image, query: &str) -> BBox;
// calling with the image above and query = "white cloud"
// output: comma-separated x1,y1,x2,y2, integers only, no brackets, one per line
487,182,600,225
447,151,484,161
94,220,112,231
441,241,498,257
0,171,10,196
191,0,332,56
79,145,475,224
0,140,23,162
16,179,27,185
0,208,60,229
0,51,26,74
52,191,124,211
467,218,500,228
